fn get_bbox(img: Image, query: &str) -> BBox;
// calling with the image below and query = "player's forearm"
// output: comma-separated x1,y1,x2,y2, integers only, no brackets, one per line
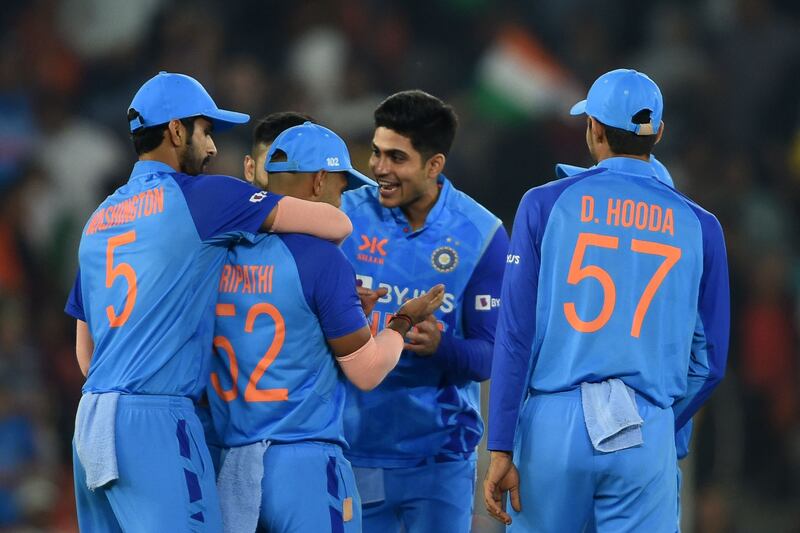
433,334,493,382
486,342,530,452
268,196,353,242
76,320,94,377
337,329,404,391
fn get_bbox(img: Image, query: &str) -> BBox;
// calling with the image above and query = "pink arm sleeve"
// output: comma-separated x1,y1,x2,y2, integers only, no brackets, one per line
336,329,405,391
271,196,353,242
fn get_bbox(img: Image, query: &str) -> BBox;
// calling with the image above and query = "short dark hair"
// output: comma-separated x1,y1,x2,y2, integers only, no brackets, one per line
252,111,314,150
600,109,658,156
374,90,458,160
127,109,197,155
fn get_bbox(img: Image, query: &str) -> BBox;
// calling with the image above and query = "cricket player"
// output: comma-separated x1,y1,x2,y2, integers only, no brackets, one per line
243,111,315,189
197,110,315,471
484,69,729,532
557,158,698,531
340,90,509,532
209,121,446,533
64,72,352,532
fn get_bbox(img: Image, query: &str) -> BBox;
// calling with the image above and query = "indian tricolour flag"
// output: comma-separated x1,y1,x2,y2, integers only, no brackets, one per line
474,25,582,124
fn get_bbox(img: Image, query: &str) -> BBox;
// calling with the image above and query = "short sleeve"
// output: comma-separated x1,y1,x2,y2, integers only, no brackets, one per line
65,269,86,321
172,173,283,242
279,234,367,339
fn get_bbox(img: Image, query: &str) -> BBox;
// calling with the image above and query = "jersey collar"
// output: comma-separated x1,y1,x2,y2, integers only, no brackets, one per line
389,174,452,235
129,160,178,181
597,156,657,178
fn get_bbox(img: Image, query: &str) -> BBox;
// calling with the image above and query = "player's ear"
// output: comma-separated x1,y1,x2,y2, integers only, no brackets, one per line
167,119,184,147
589,117,605,144
654,121,665,145
313,170,327,195
426,153,446,179
243,155,255,184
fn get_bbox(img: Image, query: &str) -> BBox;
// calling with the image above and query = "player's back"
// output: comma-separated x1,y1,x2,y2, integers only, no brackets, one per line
209,233,348,448
74,162,277,399
530,157,719,408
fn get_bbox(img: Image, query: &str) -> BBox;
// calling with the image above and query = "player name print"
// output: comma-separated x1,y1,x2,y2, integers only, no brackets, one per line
580,195,674,236
84,187,165,235
218,264,275,294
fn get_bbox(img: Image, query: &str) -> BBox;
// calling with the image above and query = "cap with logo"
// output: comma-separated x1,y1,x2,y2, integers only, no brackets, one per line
265,121,377,190
128,71,249,133
570,69,663,136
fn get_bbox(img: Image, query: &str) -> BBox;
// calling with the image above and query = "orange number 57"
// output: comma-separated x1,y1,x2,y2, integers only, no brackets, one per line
563,232,681,337
106,231,137,327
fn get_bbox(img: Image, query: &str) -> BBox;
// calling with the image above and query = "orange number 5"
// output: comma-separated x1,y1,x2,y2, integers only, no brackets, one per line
106,231,137,327
564,232,681,337
564,232,619,333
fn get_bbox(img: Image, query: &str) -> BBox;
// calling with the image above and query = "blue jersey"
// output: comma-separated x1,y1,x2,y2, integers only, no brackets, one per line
209,233,367,448
65,161,280,400
488,157,729,451
340,176,508,467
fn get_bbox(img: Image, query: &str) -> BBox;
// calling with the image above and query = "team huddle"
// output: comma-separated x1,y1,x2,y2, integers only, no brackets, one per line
65,68,729,533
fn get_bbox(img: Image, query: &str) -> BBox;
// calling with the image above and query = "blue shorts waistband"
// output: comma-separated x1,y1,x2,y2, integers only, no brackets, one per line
528,387,581,399
84,392,194,411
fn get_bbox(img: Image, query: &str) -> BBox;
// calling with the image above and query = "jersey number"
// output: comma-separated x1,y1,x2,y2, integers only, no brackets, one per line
106,231,137,327
563,232,681,337
211,303,289,402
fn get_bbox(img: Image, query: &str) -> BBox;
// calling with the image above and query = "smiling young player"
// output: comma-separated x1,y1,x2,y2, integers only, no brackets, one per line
339,90,508,532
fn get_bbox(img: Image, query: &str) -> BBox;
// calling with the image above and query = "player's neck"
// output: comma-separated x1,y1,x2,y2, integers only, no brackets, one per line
401,183,441,231
139,146,180,172
597,150,650,163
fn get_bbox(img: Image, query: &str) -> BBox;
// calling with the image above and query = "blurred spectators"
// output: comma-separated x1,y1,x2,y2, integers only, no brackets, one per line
1,0,798,530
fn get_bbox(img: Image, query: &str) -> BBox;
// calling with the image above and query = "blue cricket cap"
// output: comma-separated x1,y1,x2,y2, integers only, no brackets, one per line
570,69,663,136
127,71,249,133
265,122,377,190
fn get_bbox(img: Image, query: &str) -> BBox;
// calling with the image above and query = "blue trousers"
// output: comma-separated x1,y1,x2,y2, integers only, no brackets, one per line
256,441,361,533
358,459,476,533
510,389,677,533
73,395,222,532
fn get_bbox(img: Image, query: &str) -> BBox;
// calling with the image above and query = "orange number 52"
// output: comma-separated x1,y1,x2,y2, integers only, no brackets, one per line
106,231,137,327
211,303,289,402
563,232,681,337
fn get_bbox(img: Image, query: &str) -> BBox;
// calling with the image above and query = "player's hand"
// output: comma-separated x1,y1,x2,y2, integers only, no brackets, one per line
396,284,445,325
484,450,521,525
404,315,441,356
357,285,388,317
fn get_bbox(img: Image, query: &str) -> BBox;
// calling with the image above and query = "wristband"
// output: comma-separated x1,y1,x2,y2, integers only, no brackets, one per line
388,313,414,329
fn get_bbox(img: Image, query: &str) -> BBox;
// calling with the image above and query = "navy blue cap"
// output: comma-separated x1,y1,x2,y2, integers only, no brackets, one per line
266,122,377,191
128,71,249,133
570,69,663,136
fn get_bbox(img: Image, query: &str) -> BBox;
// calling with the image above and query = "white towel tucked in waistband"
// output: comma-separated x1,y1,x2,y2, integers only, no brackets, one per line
218,440,269,533
75,392,120,490
580,379,643,453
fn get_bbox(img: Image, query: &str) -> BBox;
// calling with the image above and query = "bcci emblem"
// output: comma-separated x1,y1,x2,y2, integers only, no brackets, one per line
431,246,458,273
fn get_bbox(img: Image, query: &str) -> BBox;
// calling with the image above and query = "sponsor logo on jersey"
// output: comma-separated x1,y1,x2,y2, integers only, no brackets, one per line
431,246,458,273
357,235,388,264
355,274,374,289
249,191,269,203
475,294,500,311
358,278,456,314
506,254,520,264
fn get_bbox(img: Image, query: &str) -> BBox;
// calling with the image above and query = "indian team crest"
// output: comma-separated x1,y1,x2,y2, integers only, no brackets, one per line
431,245,458,273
